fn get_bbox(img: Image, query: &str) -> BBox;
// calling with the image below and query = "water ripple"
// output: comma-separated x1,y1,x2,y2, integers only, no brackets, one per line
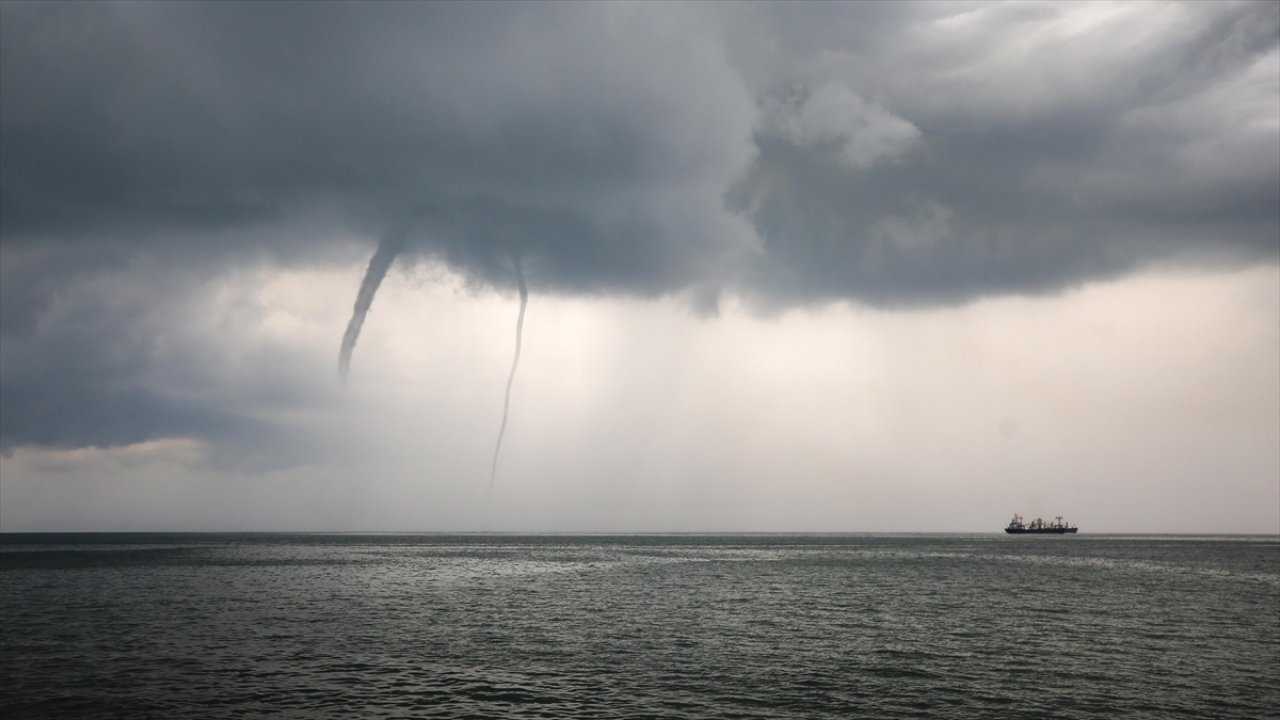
2,533,1276,719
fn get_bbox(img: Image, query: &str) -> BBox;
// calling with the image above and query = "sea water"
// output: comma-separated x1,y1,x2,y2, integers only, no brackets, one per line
1,533,1277,719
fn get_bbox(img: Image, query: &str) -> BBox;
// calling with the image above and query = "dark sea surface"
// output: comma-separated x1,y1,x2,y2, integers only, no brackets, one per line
1,533,1277,719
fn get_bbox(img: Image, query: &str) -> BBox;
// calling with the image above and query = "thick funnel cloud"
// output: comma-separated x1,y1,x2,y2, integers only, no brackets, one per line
338,234,405,381
489,256,529,497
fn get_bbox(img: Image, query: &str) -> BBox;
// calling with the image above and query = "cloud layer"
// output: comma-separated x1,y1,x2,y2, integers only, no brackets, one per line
2,2,758,294
1,1,1277,454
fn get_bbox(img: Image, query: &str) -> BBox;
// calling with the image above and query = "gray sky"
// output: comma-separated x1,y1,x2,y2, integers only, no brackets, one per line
1,1,1277,533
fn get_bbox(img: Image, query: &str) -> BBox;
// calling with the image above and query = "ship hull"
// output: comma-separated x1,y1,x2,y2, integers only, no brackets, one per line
1005,528,1078,534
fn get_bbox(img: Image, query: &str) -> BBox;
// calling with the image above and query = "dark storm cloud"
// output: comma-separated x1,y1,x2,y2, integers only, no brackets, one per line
1,1,1277,453
1,0,754,452
1,0,756,293
0,249,333,466
4,1,1274,296
720,1,1280,305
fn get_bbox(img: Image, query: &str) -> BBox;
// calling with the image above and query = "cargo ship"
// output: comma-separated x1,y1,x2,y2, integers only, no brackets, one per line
1005,514,1077,534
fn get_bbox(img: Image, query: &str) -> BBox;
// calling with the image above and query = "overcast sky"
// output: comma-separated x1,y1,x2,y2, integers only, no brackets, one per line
1,1,1276,533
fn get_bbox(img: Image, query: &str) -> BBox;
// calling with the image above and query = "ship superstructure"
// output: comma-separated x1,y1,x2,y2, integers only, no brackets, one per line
1005,514,1077,534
